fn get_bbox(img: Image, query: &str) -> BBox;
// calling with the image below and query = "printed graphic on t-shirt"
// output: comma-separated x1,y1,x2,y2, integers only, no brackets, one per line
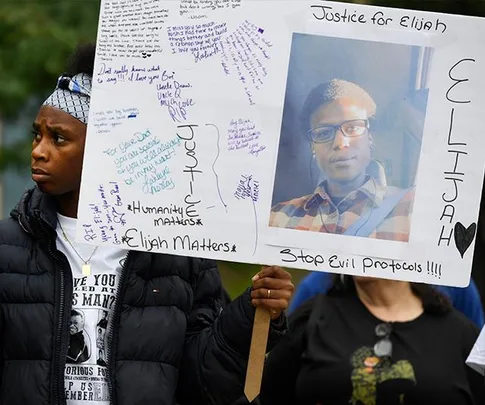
349,346,416,405
65,273,118,404
67,309,92,364
56,213,125,404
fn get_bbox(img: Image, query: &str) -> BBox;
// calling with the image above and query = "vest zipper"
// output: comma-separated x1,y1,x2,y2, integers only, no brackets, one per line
37,215,72,405
106,251,132,405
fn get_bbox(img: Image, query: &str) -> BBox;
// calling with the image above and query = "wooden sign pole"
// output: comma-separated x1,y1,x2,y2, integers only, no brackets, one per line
244,306,271,402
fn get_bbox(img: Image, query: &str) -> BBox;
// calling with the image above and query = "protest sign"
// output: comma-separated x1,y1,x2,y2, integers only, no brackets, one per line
78,0,485,288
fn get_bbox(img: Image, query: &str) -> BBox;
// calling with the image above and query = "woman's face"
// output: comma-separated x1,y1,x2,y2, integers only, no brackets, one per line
310,98,372,184
31,105,87,196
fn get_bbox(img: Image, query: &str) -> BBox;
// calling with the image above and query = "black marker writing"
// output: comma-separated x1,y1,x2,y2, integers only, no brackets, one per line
311,4,366,23
310,3,447,33
426,261,442,279
153,217,202,227
128,200,184,216
177,125,202,220
119,227,236,254
362,258,423,274
446,59,476,104
438,58,475,246
173,235,231,252
280,249,357,270
399,15,447,33
127,200,204,228
278,249,441,280
121,228,169,251
329,255,356,270
371,11,392,26
280,248,324,267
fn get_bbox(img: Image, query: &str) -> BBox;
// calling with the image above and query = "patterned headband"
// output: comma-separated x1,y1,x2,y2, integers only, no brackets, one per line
42,73,92,124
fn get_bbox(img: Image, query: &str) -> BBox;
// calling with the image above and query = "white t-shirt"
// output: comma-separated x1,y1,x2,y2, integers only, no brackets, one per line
56,214,127,404
467,326,485,376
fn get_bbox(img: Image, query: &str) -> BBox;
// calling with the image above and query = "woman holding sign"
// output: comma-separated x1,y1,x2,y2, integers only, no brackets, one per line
260,275,485,404
0,44,294,405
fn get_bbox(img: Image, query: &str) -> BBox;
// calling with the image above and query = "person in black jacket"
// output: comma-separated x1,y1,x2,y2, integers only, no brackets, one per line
0,43,294,405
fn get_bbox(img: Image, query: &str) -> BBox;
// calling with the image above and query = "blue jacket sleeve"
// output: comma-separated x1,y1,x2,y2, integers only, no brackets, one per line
288,271,333,314
176,259,288,405
438,281,485,329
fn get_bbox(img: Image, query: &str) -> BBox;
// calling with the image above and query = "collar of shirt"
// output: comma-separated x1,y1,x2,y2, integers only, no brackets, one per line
303,176,386,212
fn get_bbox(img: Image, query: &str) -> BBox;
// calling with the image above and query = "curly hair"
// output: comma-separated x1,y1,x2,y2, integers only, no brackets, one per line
66,42,96,77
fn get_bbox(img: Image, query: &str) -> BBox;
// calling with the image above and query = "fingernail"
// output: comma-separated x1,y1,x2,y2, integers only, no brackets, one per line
252,274,259,281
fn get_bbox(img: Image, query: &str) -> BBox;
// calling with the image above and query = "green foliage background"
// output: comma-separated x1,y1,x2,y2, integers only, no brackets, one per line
1,0,485,297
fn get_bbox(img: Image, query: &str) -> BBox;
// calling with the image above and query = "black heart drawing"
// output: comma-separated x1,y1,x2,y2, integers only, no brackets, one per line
454,222,477,258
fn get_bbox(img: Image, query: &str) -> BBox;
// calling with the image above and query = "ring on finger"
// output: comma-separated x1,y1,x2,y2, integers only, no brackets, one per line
267,289,271,298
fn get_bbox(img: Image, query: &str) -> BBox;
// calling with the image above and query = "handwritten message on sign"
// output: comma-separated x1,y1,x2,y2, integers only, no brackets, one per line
97,0,169,60
310,3,448,33
78,0,485,287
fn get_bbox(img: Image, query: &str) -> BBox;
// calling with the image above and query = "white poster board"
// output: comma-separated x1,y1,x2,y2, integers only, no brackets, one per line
77,0,485,287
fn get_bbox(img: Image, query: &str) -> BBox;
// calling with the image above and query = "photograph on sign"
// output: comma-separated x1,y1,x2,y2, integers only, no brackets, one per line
270,33,430,242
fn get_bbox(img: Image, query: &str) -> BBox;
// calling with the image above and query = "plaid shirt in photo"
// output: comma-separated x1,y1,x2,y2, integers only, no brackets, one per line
269,177,413,242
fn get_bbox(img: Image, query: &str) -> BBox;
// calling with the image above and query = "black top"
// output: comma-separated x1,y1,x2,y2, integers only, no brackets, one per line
261,293,485,405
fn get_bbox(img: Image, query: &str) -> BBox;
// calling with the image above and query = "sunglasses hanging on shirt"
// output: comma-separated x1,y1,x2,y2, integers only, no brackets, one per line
374,322,393,358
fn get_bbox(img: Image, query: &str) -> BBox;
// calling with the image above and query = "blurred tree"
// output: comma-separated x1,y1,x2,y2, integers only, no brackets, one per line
0,137,30,172
0,0,101,117
0,0,101,169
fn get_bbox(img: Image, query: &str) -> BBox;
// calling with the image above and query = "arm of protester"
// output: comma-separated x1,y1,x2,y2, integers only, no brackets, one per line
462,320,485,403
259,297,315,405
176,261,293,405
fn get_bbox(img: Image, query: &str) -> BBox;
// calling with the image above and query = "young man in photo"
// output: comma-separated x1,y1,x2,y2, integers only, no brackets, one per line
270,79,412,241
